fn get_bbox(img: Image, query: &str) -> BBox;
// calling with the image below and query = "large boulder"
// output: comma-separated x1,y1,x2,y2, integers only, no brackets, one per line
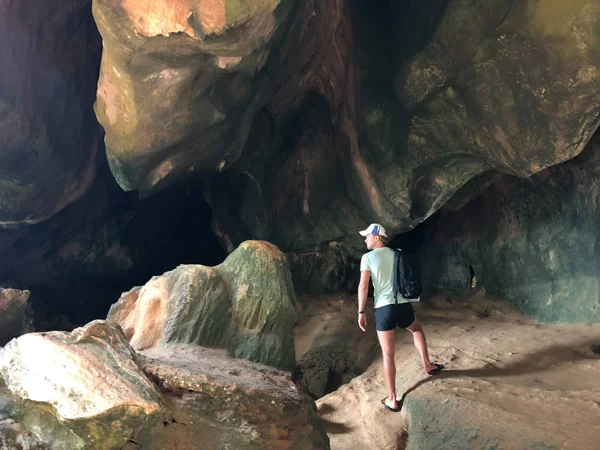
108,240,297,369
0,320,162,449
420,133,600,323
0,322,329,449
138,345,329,449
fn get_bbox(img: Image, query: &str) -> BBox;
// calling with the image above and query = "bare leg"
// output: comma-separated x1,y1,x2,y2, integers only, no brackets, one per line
377,329,397,409
406,318,438,373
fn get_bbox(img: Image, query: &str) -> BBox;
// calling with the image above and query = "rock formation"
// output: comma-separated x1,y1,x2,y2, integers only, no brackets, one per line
108,240,297,369
0,321,162,449
0,0,598,317
93,0,600,256
0,320,328,449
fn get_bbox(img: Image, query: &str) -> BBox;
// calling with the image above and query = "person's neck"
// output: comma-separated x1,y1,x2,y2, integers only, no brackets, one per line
372,242,386,249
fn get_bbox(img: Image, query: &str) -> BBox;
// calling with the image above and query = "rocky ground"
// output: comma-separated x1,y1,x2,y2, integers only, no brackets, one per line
296,292,600,450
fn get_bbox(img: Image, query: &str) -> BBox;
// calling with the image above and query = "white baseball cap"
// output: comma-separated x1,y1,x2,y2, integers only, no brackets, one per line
359,223,387,237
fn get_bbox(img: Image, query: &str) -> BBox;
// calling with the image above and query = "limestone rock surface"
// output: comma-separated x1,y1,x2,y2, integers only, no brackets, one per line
421,132,600,322
108,240,297,369
138,345,329,449
93,0,600,258
0,320,329,449
0,320,161,449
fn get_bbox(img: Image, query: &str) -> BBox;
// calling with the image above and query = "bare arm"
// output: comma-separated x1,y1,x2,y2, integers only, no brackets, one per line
358,270,370,331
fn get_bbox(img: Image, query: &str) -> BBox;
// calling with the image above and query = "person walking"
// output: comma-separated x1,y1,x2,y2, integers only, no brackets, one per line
357,223,443,412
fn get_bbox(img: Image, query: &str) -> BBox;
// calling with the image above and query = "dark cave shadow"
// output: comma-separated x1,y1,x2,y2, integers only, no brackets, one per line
399,338,600,404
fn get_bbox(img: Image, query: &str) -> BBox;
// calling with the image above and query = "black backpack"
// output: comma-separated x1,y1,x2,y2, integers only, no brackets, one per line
392,248,422,301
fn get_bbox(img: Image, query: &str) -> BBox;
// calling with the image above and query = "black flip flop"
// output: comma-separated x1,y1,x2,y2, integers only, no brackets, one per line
427,364,445,376
381,397,401,412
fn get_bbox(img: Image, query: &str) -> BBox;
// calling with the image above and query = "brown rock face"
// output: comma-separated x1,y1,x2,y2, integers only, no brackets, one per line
94,0,600,233
93,0,291,196
197,0,600,275
0,0,102,225
0,288,33,346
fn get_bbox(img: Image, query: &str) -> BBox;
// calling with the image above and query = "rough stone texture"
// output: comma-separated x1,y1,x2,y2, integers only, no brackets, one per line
0,325,328,449
216,240,297,368
0,414,48,450
93,0,293,196
107,265,231,350
138,345,329,449
0,320,161,449
108,240,297,369
0,0,102,225
288,246,359,295
315,295,600,449
93,0,600,261
0,288,33,346
293,295,379,400
420,134,600,323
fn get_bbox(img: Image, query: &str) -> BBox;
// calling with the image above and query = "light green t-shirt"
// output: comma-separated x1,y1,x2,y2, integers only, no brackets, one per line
360,247,408,308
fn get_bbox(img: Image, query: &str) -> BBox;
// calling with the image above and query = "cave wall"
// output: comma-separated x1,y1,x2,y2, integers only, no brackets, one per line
421,134,600,323
93,0,600,258
1,0,600,319
0,0,102,224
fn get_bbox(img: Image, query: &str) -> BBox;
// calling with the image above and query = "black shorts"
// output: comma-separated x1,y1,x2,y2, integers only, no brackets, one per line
375,303,415,331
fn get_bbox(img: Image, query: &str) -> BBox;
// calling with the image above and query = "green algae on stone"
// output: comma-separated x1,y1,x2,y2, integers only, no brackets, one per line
421,137,600,323
215,241,297,370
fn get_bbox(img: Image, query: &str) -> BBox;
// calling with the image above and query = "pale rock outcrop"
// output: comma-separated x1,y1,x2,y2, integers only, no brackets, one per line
0,320,161,449
0,321,329,449
138,345,329,449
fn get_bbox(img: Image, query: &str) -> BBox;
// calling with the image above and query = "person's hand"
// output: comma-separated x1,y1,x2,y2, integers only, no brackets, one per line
358,313,367,332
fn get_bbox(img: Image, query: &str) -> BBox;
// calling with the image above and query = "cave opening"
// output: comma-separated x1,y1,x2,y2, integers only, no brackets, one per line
22,173,227,330
388,221,427,253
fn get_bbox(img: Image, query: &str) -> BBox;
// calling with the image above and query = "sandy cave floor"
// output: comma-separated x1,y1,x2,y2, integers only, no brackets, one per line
295,293,600,450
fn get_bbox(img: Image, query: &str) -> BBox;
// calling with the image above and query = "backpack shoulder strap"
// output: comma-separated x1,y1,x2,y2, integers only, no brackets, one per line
392,248,400,304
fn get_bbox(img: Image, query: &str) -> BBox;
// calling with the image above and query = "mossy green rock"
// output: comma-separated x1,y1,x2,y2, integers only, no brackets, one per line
207,0,600,277
404,393,561,449
108,265,231,350
216,240,297,369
